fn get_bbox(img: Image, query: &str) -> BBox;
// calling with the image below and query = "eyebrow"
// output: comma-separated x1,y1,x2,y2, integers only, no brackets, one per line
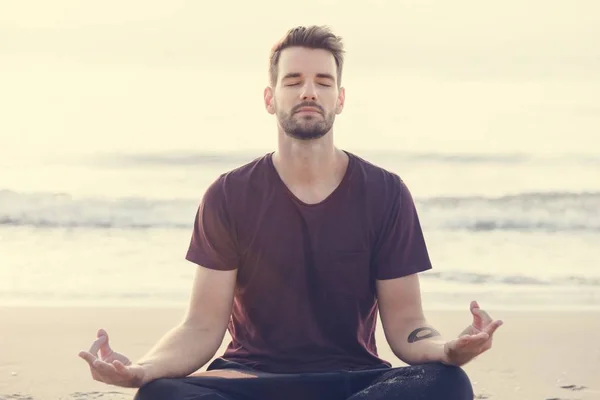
282,73,336,81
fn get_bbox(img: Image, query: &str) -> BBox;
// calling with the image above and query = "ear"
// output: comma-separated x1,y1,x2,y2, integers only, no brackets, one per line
336,87,346,114
264,86,275,115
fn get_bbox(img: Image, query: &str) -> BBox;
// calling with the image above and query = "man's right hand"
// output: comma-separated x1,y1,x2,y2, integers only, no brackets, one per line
79,328,148,388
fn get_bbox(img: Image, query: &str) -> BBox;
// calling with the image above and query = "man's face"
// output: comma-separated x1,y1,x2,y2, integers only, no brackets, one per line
265,47,345,140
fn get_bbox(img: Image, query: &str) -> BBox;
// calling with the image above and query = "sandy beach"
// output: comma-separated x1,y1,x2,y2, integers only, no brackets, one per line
0,307,598,400
2,1,600,399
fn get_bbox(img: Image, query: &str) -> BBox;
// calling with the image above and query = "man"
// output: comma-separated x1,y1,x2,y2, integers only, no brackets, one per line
79,25,503,400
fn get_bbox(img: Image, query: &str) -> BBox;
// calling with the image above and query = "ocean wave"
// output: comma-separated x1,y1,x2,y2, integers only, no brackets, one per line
419,191,600,232
1,189,599,232
423,271,600,286
94,150,600,167
0,189,194,229
96,151,265,167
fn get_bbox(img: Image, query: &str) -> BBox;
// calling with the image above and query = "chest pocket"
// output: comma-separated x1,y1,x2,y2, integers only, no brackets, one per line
323,251,372,298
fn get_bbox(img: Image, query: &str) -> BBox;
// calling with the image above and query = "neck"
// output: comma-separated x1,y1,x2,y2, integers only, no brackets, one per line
272,130,347,186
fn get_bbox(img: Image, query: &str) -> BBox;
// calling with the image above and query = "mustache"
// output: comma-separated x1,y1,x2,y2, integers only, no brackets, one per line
292,102,324,114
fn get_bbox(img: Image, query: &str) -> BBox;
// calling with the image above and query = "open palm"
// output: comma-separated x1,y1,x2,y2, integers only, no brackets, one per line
460,301,500,336
78,329,147,388
443,301,503,367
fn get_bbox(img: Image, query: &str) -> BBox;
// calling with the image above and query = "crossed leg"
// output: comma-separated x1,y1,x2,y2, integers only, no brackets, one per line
134,362,473,400
347,363,473,400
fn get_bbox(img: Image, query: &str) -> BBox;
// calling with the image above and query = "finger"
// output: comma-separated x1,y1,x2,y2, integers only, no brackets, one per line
88,335,107,356
80,352,108,383
98,332,114,359
457,332,489,347
90,368,102,382
470,301,484,328
447,336,486,356
470,300,482,317
484,319,504,336
97,328,111,345
473,307,494,325
78,350,98,367
92,329,114,362
98,329,111,347
113,360,130,374
93,359,119,376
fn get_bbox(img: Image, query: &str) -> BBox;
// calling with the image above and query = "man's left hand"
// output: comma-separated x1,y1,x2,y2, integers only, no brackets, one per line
442,301,503,367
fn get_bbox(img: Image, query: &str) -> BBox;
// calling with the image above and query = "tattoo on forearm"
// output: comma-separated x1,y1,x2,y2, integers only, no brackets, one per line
407,327,441,343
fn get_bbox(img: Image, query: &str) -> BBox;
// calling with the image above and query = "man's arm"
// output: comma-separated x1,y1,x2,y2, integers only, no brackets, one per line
136,264,236,381
377,272,447,365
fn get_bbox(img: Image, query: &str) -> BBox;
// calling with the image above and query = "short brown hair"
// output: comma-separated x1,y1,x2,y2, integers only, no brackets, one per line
269,25,345,87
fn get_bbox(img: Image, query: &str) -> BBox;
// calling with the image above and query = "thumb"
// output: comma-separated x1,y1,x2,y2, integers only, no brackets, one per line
97,328,108,339
470,300,480,315
470,301,483,327
97,329,113,357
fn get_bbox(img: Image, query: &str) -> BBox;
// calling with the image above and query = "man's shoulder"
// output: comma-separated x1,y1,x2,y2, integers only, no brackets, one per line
205,152,272,199
219,152,272,182
348,151,405,189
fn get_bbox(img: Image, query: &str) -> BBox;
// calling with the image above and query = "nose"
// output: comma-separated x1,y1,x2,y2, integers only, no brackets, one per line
300,82,317,101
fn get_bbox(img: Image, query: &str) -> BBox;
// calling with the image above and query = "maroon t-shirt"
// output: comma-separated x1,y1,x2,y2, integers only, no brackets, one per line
185,151,432,373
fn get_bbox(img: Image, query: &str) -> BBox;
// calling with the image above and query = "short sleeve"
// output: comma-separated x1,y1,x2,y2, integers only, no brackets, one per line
185,175,239,271
373,177,433,280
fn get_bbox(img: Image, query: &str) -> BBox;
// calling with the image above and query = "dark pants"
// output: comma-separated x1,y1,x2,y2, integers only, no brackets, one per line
134,358,473,400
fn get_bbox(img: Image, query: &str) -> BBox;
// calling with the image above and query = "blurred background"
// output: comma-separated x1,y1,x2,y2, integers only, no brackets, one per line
1,0,599,310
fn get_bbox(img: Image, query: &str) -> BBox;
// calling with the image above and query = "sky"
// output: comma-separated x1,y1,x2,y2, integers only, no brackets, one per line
1,0,599,159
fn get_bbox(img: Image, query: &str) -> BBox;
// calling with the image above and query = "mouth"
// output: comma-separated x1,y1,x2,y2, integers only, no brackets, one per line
295,108,321,115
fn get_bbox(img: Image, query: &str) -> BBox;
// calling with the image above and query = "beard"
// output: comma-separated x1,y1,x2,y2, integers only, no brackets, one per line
276,103,336,141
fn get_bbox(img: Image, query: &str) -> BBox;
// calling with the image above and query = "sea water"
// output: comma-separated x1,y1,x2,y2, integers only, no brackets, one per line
1,146,599,311
1,18,599,311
